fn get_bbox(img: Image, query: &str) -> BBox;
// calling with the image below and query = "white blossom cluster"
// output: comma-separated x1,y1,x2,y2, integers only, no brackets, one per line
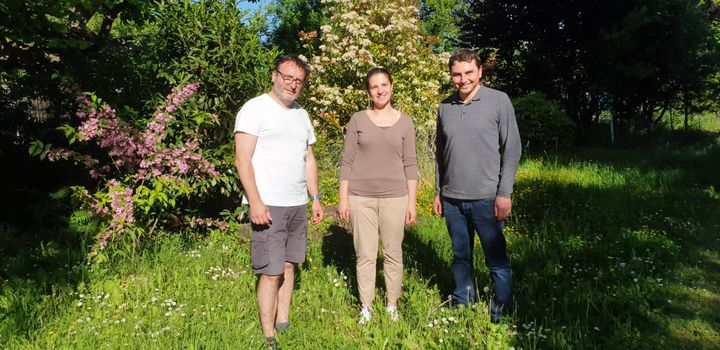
304,0,451,139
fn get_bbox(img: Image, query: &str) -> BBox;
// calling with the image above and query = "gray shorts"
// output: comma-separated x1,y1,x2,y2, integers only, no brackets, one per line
250,204,307,275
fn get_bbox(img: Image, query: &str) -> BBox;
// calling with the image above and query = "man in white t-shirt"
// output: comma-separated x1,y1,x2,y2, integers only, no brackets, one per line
234,54,323,349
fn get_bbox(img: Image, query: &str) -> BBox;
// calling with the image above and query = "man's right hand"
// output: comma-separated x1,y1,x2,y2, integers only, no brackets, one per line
249,201,272,225
432,196,443,216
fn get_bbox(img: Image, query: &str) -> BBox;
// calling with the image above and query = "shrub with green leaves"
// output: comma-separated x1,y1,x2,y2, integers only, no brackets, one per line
30,83,238,260
140,0,279,122
513,91,576,151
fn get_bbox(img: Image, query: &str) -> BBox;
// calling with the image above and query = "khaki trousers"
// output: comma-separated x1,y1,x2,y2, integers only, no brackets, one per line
349,195,407,306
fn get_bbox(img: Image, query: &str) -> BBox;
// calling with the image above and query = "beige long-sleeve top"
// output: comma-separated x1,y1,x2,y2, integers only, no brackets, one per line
339,110,418,198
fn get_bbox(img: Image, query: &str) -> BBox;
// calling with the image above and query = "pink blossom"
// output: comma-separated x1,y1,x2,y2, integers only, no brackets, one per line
98,231,113,250
107,181,135,226
60,82,227,251
78,118,99,140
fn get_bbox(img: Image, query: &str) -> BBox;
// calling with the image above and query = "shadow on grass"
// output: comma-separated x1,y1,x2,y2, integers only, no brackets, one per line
0,223,87,340
402,219,454,301
504,138,720,349
320,224,359,299
0,153,91,340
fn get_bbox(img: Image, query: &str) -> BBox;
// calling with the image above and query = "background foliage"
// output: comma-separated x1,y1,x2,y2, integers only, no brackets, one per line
1,0,275,249
418,0,465,51
301,0,452,204
460,0,720,135
269,0,327,56
513,92,577,151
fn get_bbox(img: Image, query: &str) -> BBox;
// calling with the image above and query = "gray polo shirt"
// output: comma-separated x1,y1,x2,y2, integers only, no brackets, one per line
435,85,522,200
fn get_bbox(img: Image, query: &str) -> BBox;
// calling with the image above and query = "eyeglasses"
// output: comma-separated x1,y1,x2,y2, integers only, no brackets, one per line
275,70,306,86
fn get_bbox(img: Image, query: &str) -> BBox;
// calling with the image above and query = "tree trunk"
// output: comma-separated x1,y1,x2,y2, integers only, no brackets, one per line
610,114,616,146
683,95,689,132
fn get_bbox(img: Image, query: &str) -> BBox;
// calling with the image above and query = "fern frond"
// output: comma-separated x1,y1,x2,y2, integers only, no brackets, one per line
49,187,73,200
68,210,100,235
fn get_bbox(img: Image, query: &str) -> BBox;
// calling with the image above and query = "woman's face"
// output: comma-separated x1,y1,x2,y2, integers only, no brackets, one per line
367,73,393,109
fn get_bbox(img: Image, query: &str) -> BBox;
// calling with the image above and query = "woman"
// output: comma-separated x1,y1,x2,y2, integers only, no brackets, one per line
338,68,418,325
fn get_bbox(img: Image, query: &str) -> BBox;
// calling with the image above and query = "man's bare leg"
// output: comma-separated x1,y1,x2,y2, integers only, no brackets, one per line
257,274,283,337
275,262,295,325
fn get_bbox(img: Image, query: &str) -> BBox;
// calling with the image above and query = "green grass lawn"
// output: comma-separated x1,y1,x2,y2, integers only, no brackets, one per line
2,131,719,349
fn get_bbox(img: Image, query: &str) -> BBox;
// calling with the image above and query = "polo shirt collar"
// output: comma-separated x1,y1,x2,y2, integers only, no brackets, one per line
450,84,484,105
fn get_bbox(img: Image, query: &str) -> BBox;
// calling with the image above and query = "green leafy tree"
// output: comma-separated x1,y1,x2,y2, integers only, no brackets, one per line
419,0,466,51
597,0,720,129
0,0,158,231
1,0,275,154
130,0,280,217
678,0,720,129
141,0,278,118
270,0,327,56
0,0,152,153
460,0,720,135
1,0,276,241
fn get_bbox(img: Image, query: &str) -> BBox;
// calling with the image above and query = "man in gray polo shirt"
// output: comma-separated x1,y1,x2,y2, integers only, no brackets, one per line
433,49,521,323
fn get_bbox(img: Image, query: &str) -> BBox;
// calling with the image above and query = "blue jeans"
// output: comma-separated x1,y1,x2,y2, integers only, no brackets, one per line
442,197,512,320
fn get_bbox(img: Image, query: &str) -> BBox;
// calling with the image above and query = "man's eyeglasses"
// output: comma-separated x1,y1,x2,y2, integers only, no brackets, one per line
275,70,306,86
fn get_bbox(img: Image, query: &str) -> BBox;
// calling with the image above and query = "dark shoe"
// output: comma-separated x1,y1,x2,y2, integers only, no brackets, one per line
275,321,290,332
447,297,469,310
265,336,279,350
489,299,510,324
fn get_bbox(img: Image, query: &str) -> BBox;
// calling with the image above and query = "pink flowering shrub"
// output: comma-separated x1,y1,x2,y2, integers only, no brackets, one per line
37,82,235,257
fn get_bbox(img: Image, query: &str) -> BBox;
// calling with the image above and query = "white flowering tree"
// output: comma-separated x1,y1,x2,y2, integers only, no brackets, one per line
301,0,451,204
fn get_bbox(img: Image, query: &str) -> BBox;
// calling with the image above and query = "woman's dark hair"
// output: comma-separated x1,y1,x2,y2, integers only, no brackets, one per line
365,67,393,91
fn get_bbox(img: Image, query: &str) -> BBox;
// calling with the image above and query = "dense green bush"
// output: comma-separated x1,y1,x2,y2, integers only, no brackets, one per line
513,91,576,151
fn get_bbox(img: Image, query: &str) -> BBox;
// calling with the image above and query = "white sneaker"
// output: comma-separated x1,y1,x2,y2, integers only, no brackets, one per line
386,306,399,321
358,305,372,325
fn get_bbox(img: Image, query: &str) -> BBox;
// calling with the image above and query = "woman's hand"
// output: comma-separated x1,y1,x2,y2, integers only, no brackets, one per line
405,203,416,224
337,200,350,221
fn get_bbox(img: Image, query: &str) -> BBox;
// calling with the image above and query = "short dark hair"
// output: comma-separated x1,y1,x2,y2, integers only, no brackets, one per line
365,67,393,91
448,49,481,71
275,54,311,76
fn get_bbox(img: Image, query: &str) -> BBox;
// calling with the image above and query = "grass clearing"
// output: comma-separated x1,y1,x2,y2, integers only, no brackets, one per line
2,130,719,349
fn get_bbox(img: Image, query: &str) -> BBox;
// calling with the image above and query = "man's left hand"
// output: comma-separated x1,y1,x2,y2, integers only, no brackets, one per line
494,196,512,221
311,200,324,224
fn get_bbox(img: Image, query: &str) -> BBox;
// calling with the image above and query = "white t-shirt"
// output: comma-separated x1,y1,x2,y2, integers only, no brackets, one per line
234,94,317,207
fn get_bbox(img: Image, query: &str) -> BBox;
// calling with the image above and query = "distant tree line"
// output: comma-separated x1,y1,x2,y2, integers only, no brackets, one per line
460,0,720,134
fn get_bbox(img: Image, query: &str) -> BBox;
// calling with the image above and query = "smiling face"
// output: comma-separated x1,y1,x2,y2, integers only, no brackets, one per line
450,59,483,101
367,72,393,110
271,61,306,108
